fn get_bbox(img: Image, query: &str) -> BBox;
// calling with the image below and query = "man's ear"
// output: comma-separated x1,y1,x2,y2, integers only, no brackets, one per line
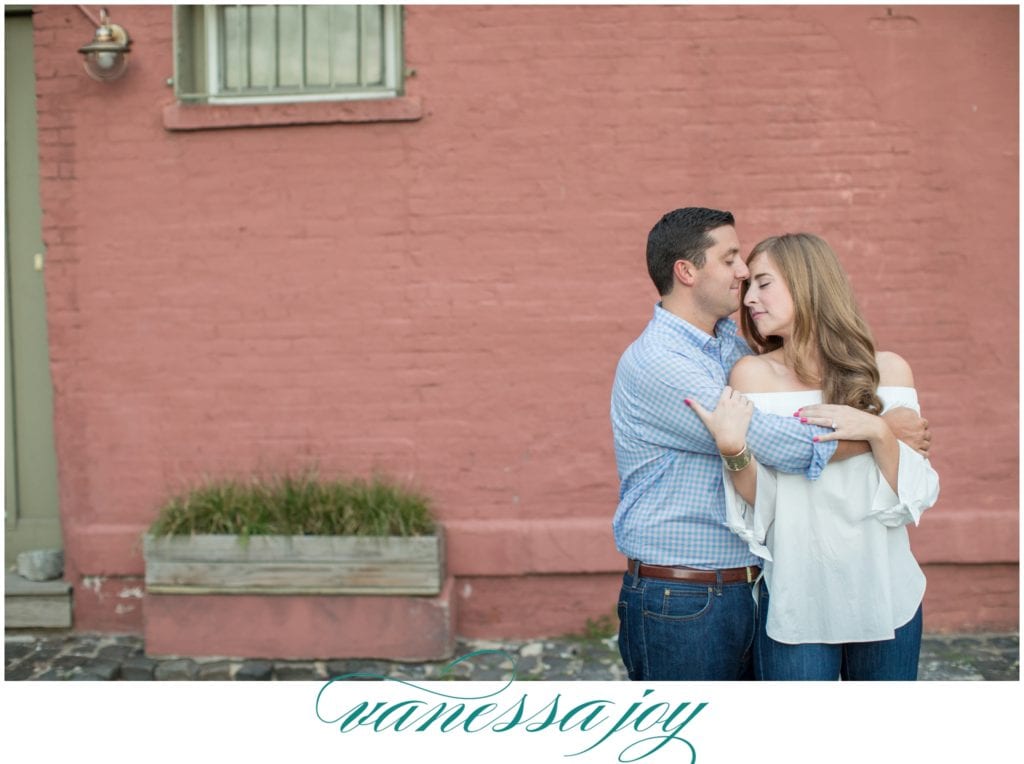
674,259,697,286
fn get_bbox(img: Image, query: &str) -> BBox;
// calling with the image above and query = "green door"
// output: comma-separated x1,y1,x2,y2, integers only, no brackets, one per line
5,7,62,560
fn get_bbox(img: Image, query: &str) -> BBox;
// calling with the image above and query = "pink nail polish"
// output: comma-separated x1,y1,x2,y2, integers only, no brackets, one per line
813,436,820,442
684,399,692,407
800,417,808,423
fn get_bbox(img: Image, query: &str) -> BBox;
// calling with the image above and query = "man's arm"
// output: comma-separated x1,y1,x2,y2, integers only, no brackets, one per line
790,403,930,461
798,352,933,490
879,406,932,455
746,408,837,478
615,351,734,456
726,357,837,479
799,350,932,459
831,439,871,459
827,407,931,460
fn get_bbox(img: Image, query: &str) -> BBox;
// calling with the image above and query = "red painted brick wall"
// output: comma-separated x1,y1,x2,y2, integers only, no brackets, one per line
31,5,1017,636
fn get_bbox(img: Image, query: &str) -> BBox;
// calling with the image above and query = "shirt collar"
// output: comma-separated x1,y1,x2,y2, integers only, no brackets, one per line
652,303,739,352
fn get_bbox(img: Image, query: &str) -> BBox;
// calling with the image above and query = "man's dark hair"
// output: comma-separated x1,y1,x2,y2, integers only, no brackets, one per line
646,207,735,296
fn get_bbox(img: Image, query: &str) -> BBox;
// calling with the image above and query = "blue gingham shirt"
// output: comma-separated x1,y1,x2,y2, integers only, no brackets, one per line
611,304,837,568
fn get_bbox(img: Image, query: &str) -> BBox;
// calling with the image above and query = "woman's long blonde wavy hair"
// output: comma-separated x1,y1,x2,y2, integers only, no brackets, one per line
740,233,883,414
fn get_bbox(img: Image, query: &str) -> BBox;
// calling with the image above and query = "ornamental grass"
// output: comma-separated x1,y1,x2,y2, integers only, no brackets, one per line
148,470,435,539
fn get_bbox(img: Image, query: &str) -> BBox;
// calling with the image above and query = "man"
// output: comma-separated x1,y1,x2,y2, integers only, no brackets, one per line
610,207,929,681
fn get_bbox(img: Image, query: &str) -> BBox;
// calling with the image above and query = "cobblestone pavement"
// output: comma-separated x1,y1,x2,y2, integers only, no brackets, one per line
4,630,1018,681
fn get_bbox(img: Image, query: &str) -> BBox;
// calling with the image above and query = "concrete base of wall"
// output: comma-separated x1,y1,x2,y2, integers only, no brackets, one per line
75,565,1017,642
142,577,457,661
452,565,1019,639
72,574,145,632
454,572,623,639
920,563,1020,633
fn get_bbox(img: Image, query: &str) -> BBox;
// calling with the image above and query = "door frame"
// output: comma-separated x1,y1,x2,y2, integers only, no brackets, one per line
5,5,63,559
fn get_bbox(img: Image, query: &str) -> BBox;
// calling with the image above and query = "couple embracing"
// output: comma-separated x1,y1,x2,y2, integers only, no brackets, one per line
611,207,939,681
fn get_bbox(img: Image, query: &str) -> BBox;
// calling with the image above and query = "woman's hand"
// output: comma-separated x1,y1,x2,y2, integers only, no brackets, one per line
796,403,886,443
686,387,754,454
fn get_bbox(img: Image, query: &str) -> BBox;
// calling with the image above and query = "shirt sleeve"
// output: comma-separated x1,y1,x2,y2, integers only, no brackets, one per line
623,350,836,474
866,387,940,526
721,462,777,561
620,352,733,456
746,408,837,481
867,441,941,527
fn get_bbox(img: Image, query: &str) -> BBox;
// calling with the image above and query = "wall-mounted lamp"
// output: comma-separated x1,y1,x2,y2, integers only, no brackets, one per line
77,7,131,81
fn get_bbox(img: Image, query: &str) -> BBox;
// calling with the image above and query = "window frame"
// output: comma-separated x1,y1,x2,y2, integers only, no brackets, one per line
174,4,404,106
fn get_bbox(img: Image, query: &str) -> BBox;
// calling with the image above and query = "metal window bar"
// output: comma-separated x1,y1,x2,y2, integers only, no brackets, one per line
300,5,307,89
356,5,363,87
244,5,251,90
237,6,245,91
372,5,380,85
327,5,335,88
273,5,280,90
245,5,272,92
217,8,227,91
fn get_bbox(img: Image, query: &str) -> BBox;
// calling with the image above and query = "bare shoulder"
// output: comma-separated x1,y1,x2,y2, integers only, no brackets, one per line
876,350,915,387
729,354,779,392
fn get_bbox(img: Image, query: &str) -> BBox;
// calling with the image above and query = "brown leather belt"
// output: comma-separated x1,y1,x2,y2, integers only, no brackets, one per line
627,559,760,584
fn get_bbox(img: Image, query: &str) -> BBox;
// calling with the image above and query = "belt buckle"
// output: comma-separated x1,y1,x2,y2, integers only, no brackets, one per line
746,566,753,583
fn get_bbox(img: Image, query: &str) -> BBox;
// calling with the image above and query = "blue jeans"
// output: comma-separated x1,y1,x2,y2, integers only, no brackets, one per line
617,569,757,681
754,584,923,681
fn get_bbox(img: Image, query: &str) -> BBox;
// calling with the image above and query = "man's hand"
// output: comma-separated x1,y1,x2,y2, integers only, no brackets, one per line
880,406,932,456
796,403,932,459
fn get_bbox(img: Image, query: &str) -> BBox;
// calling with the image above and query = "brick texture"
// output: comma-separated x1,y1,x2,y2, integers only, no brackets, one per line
29,5,1018,634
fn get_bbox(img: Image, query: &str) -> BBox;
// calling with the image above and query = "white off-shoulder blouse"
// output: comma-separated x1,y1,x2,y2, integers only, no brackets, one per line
723,386,940,645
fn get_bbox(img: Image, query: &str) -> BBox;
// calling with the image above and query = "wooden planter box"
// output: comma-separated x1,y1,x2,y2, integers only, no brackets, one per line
142,530,454,659
143,531,444,595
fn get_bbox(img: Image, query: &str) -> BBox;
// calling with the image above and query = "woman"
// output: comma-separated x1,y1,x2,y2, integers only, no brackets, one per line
686,233,939,681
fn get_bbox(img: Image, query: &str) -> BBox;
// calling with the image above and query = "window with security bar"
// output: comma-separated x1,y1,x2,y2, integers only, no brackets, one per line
174,5,403,104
